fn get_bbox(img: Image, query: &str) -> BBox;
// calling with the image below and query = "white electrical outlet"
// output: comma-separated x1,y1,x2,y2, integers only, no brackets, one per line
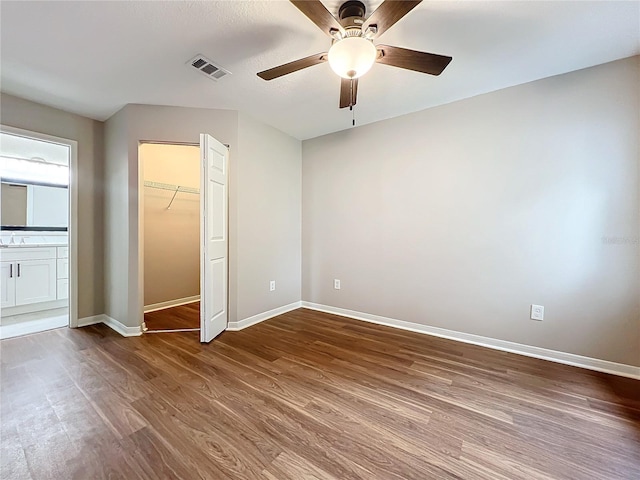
334,279,341,290
530,304,544,321
269,280,276,292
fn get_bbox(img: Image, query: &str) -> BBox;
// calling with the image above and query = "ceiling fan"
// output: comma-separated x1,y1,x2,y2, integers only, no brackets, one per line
257,0,452,110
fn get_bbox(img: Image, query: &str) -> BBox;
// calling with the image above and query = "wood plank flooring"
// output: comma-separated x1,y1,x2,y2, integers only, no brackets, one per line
144,302,200,331
1,308,639,479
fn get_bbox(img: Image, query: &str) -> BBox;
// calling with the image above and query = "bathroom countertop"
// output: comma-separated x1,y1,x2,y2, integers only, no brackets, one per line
0,243,68,248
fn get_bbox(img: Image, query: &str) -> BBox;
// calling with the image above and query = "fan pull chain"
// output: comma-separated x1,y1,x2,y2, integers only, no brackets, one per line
350,78,356,126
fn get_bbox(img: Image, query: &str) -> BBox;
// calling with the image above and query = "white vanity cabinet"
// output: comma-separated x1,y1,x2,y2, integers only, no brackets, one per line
0,261,16,308
56,247,69,300
1,247,59,309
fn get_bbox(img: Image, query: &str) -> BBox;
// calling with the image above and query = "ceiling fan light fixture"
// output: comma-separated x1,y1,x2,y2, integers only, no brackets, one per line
328,36,377,79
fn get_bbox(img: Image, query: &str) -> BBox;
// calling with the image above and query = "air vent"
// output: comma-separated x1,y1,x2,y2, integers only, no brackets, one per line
187,54,231,82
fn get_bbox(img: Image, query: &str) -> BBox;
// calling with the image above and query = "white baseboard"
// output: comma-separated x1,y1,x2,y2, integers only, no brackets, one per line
77,314,142,337
103,315,142,337
301,302,640,380
77,314,103,327
0,314,68,340
227,301,302,331
78,301,300,338
144,295,200,313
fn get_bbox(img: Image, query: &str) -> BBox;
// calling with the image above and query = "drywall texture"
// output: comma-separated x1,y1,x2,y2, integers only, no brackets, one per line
0,93,104,318
103,104,301,328
302,56,640,367
236,112,302,320
141,143,200,306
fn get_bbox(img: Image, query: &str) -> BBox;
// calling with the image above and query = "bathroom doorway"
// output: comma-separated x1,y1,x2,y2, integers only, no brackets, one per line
139,142,201,333
0,126,78,339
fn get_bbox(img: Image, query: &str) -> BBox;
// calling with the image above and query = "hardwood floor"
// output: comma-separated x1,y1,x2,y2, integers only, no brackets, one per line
144,302,200,331
1,308,639,479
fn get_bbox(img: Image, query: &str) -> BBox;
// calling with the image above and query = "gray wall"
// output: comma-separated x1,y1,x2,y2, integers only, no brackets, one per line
0,93,104,319
302,56,640,366
237,112,302,320
103,107,130,324
103,104,302,328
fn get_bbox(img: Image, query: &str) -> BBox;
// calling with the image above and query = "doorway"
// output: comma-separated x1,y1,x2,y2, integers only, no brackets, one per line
0,126,78,339
138,136,228,342
140,143,201,333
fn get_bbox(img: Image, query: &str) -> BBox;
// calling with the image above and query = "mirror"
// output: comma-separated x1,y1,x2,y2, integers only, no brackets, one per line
1,131,70,231
1,181,68,230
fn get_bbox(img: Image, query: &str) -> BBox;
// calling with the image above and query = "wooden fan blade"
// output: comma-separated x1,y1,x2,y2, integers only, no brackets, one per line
376,45,452,76
339,78,359,108
290,0,344,36
257,53,327,80
363,0,422,38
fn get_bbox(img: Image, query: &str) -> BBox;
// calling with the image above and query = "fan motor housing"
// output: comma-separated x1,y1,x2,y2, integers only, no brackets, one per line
338,0,366,30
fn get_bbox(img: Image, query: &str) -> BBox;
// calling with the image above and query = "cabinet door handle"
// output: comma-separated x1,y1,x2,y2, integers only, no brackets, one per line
9,264,12,278
17,263,20,277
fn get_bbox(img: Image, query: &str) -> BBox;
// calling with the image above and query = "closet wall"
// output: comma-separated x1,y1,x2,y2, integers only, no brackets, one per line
105,104,301,329
141,143,200,309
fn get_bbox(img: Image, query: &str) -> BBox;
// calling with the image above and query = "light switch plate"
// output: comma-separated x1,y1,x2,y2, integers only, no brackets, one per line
530,304,544,321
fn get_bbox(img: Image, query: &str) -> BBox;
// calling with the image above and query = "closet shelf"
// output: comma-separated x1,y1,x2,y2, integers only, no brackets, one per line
143,181,199,195
143,181,199,209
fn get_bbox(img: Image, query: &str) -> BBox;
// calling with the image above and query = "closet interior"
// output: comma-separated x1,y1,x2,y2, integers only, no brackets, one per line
141,142,201,332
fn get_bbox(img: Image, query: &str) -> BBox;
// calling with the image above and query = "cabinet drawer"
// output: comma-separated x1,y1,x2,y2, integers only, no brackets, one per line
57,278,69,300
57,247,69,259
1,247,56,262
57,259,69,279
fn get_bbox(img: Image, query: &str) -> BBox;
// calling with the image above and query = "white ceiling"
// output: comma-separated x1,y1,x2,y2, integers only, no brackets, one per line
1,1,638,140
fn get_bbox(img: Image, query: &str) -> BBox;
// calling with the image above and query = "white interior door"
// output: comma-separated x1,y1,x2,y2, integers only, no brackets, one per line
200,134,228,343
